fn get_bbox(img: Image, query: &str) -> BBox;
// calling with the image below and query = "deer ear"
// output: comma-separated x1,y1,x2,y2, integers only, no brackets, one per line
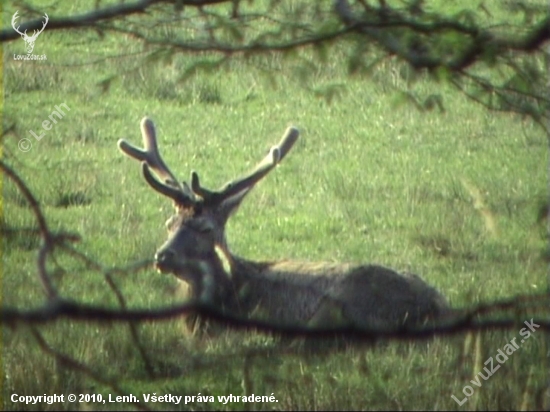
218,187,251,219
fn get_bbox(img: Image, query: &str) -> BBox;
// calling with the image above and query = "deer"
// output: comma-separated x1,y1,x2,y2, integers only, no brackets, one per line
118,118,450,340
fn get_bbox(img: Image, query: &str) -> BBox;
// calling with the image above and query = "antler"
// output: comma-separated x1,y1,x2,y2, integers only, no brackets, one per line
11,11,49,39
191,126,299,206
119,119,299,208
11,11,26,37
118,118,195,206
31,13,49,39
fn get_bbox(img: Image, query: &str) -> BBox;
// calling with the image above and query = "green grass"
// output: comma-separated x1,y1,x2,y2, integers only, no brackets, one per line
2,0,549,410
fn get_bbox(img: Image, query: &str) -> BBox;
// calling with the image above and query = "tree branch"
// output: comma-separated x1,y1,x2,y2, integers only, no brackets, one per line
0,0,232,42
3,294,549,340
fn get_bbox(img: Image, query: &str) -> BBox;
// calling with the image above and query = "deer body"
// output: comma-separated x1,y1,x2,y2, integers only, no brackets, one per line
118,118,449,335
173,253,449,334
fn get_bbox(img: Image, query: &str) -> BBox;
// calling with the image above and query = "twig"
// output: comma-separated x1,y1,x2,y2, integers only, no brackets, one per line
104,274,156,378
30,328,152,412
3,295,549,340
0,160,59,299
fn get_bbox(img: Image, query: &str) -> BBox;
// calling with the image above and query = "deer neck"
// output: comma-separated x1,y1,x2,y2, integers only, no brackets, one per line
207,243,271,315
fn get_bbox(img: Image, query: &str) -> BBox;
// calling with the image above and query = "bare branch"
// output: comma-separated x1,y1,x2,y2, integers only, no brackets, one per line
333,0,550,71
0,160,49,236
0,160,62,300
31,328,151,411
3,294,549,340
0,0,231,42
104,274,156,379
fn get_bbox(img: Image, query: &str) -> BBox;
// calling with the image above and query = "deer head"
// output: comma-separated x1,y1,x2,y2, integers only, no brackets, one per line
11,11,49,54
118,118,299,302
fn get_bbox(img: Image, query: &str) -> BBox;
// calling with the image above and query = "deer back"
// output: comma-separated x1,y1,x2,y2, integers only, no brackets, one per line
230,259,449,331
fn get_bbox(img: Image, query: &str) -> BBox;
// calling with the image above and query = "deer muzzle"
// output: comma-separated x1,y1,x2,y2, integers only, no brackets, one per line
154,248,177,274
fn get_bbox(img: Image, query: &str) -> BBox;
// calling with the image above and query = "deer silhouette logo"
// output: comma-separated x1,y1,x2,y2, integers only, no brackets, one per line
12,11,49,55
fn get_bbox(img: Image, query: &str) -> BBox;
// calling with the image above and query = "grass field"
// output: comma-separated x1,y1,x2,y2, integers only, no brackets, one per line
2,0,549,410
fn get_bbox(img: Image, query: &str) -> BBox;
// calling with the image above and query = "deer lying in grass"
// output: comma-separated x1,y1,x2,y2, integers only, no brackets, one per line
118,118,449,338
